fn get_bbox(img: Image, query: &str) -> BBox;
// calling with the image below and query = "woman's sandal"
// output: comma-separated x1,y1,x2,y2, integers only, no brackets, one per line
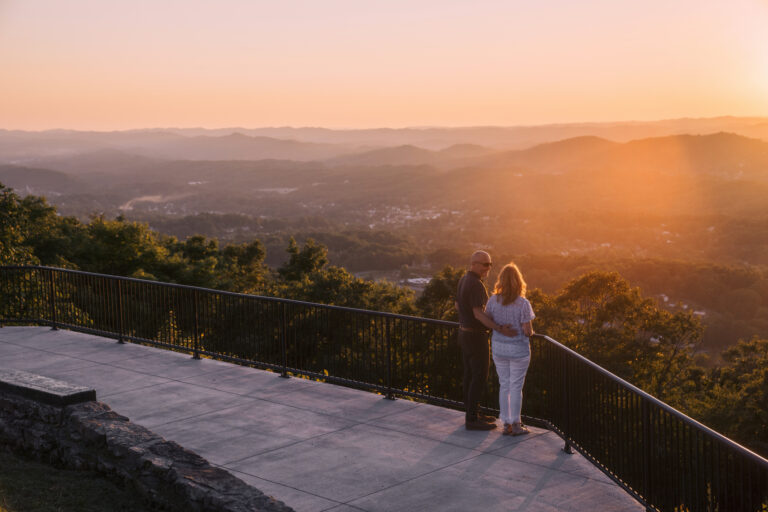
509,422,530,436
502,423,514,436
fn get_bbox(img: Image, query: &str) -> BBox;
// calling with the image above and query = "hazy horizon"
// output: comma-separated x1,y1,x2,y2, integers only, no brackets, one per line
3,114,768,134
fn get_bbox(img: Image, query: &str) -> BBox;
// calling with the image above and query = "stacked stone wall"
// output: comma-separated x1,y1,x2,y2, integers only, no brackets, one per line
0,390,293,512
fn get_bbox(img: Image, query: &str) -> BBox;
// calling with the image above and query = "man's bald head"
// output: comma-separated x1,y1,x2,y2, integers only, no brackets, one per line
470,250,491,265
469,250,492,277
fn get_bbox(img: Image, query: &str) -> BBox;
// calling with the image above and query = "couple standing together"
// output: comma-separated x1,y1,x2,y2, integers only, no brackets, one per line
455,250,535,435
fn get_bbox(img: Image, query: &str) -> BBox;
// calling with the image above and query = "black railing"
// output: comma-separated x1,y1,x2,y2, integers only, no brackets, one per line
1,266,767,512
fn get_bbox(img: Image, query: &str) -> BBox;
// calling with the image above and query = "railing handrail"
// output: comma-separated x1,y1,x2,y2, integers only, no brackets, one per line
532,333,768,467
0,265,457,327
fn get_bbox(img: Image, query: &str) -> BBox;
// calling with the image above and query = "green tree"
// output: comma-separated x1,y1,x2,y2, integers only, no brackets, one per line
75,216,170,279
0,184,37,265
700,338,768,455
533,271,704,402
162,235,268,292
274,239,414,314
218,240,268,293
278,237,328,281
168,235,220,288
416,265,463,320
278,266,414,314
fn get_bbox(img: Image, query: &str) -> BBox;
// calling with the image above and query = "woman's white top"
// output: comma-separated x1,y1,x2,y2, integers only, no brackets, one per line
485,294,535,358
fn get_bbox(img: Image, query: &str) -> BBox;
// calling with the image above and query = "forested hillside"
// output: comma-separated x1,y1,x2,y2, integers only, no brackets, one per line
3,124,768,351
2,184,766,457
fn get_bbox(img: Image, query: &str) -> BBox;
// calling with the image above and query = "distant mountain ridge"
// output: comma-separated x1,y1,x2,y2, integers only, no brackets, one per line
475,132,768,177
2,127,767,222
3,116,768,163
0,131,366,163
131,133,364,161
6,130,765,176
160,116,768,149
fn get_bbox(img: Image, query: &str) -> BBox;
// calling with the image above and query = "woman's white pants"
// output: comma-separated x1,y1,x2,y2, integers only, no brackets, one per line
492,354,531,424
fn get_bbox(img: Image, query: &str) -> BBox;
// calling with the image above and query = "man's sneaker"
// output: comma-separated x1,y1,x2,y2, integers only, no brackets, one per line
466,420,498,431
478,413,497,423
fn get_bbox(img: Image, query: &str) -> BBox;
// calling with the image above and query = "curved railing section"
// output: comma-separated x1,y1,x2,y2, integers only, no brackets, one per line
1,266,766,511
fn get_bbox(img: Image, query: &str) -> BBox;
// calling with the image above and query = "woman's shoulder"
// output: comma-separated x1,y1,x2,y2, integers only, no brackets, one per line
490,294,531,309
517,296,534,309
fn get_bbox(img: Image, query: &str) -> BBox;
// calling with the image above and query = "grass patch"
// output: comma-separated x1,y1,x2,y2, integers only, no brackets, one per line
0,450,156,512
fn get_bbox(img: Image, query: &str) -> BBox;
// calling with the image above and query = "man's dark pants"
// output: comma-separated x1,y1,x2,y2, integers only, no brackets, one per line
458,330,490,422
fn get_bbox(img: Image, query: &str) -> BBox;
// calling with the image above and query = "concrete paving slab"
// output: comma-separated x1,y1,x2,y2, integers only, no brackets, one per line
168,429,298,466
229,469,343,512
227,423,480,503
0,326,99,347
0,339,37,357
152,399,357,465
0,327,149,364
0,349,100,374
178,365,321,398
486,430,617,484
102,380,256,428
50,364,172,398
39,335,120,352
0,326,37,337
109,351,236,380
364,400,544,452
28,333,123,353
274,382,421,422
50,342,158,364
346,451,643,512
0,326,55,339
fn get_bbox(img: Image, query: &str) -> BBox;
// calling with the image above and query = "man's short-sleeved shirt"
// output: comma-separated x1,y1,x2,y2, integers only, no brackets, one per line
456,270,489,330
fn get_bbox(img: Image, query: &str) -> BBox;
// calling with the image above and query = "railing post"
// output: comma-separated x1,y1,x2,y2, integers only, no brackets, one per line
641,398,652,506
48,269,58,330
117,279,125,344
562,354,573,454
0,269,4,328
280,302,289,378
385,317,395,400
192,289,200,359
0,270,4,328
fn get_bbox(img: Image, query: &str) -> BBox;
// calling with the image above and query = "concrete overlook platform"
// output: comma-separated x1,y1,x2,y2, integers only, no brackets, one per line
0,327,642,512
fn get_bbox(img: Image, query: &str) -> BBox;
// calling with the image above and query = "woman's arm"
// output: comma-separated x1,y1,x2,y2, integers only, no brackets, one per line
522,320,533,337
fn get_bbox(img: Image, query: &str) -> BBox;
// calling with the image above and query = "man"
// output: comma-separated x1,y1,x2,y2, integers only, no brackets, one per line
455,250,517,430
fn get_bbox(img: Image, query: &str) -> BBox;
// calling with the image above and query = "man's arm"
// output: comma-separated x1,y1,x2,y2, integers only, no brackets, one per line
473,307,518,337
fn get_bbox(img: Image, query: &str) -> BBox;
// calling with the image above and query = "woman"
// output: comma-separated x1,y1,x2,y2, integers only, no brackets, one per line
484,262,535,436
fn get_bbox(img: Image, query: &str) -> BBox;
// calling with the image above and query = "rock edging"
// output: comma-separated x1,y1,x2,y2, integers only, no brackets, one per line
0,389,293,512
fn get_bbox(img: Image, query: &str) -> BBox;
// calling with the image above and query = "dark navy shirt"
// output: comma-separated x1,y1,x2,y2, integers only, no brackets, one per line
456,270,489,330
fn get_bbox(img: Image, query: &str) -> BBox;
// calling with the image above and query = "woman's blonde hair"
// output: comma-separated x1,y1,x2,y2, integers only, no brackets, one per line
493,262,527,305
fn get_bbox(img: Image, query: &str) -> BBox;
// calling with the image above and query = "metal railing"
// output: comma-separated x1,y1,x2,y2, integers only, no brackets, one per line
1,266,767,511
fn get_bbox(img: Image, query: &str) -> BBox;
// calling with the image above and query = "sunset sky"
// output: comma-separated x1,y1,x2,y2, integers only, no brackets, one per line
1,0,767,130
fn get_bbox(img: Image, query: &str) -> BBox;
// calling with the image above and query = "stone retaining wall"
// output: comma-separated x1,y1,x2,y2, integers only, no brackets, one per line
0,390,293,512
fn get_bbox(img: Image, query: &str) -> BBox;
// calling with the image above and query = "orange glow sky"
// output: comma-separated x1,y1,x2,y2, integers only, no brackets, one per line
1,0,767,130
